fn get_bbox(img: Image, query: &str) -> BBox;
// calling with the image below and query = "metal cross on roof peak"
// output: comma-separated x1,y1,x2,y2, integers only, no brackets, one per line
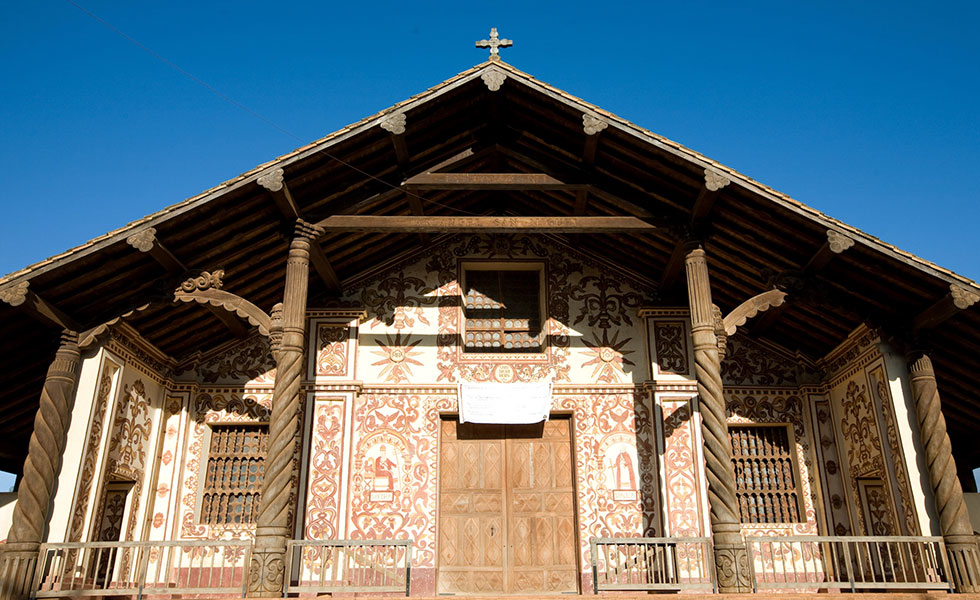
476,28,512,60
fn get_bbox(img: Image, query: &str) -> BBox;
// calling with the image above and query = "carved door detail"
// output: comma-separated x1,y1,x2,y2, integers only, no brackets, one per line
438,417,577,594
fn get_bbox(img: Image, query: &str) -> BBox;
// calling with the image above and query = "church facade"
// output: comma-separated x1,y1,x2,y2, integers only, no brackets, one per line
1,54,979,598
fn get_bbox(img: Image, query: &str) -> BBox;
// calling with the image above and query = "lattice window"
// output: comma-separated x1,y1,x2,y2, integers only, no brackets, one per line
201,424,268,524
730,425,801,523
463,267,544,353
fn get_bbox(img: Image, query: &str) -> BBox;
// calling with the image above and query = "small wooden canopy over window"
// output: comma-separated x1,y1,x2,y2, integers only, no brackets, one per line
463,267,543,353
202,424,268,525
730,424,801,523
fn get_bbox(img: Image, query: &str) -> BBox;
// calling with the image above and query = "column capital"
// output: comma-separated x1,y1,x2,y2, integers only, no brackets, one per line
294,218,325,242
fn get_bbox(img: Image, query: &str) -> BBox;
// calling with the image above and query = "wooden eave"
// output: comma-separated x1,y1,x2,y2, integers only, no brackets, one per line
1,59,979,473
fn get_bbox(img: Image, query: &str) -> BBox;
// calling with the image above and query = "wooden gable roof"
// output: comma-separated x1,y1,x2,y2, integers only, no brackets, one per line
1,59,978,474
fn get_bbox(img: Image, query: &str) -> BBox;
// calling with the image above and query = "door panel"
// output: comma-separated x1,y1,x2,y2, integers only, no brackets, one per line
438,416,577,594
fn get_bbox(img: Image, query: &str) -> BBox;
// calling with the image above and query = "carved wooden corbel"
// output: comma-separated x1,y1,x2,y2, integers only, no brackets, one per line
380,112,407,135
722,288,788,336
704,168,731,192
582,114,608,136
914,282,980,332
173,271,272,336
0,280,79,331
481,67,506,91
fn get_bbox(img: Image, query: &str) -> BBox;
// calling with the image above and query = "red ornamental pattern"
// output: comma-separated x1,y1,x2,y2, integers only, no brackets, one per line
305,401,345,540
662,400,705,537
347,393,449,569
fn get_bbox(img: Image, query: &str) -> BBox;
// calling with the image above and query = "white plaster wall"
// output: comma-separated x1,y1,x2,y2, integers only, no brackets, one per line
0,492,16,542
881,343,940,535
965,493,980,534
46,347,105,543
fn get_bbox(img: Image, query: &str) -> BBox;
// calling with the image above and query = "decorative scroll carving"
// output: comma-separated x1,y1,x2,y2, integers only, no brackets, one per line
704,168,731,192
0,280,29,307
380,112,406,135
0,331,81,599
316,325,350,376
126,228,156,252
178,270,224,293
826,229,855,254
174,288,272,336
481,67,506,91
907,352,980,592
951,283,979,309
582,113,608,135
684,248,749,592
257,168,284,193
722,288,787,336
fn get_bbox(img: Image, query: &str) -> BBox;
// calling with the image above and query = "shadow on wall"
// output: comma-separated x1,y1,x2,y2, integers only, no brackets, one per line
965,493,980,535
0,491,16,542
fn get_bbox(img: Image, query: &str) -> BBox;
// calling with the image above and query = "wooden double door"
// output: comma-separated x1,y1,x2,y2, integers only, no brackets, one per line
438,417,578,594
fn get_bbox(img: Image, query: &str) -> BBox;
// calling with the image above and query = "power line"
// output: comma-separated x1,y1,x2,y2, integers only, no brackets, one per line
64,0,484,216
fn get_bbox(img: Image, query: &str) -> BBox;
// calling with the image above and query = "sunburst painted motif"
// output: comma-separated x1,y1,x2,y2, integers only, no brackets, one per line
371,332,424,383
581,329,635,383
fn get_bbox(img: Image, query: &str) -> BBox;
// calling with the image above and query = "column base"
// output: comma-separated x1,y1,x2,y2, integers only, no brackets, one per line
712,539,751,593
247,546,286,597
0,543,40,600
946,536,980,593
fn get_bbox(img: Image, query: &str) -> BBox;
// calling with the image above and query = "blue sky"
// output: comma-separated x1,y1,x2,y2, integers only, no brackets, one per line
0,1,979,492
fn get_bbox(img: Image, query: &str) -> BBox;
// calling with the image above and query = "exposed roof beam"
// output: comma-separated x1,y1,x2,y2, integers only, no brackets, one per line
258,169,343,295
315,215,656,234
125,228,249,337
659,169,731,291
402,172,587,191
751,229,857,335
914,284,979,332
0,281,79,331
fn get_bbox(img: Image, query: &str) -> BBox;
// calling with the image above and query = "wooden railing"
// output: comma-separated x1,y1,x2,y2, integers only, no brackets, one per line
745,535,953,592
31,539,251,599
284,539,412,596
589,537,715,593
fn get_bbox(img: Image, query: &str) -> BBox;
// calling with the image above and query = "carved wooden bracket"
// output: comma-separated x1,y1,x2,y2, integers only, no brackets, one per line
380,112,406,135
722,288,788,336
704,168,731,192
582,114,608,135
481,67,506,91
914,283,980,332
0,280,79,331
174,288,272,336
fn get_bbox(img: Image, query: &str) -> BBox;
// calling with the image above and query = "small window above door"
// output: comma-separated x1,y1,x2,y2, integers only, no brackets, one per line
462,264,545,353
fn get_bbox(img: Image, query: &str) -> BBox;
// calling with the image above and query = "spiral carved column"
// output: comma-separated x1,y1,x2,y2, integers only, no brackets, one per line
0,330,80,600
248,220,322,596
907,351,980,592
684,247,750,592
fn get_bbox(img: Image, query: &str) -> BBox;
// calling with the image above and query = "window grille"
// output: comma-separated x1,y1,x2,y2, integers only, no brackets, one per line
729,425,801,523
201,424,267,524
463,268,543,352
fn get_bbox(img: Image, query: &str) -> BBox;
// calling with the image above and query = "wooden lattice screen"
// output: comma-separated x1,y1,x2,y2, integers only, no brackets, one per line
729,425,801,523
463,269,543,352
201,424,268,524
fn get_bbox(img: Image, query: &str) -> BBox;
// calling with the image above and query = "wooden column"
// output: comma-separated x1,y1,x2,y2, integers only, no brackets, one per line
907,351,980,592
684,247,750,593
248,220,322,596
0,330,81,600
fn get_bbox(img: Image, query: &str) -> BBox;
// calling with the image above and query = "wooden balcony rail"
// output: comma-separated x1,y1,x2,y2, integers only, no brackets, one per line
30,539,252,599
284,539,413,596
589,537,716,594
745,535,953,592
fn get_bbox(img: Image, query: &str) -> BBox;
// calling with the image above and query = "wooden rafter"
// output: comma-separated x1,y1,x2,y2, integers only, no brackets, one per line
314,215,656,234
0,281,79,331
258,168,343,294
125,228,249,337
401,172,587,191
914,284,980,332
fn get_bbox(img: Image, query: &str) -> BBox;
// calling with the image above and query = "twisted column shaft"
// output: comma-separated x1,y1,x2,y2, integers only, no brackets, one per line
685,248,750,593
907,352,980,592
248,220,321,596
0,330,80,600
